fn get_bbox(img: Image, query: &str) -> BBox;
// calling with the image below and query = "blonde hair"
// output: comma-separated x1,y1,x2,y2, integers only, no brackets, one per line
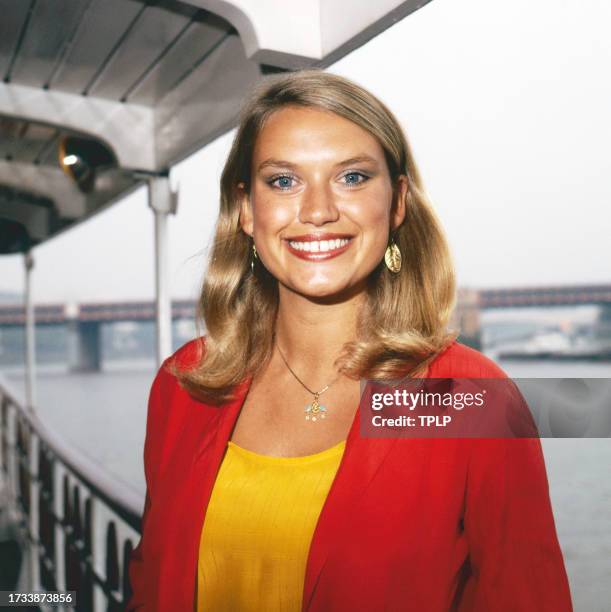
169,68,458,403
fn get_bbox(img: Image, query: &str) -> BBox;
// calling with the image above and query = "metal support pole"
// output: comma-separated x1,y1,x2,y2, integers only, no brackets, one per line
147,174,179,368
24,250,36,411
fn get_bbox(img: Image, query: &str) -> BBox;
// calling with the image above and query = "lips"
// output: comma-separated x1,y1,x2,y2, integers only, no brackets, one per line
284,233,354,261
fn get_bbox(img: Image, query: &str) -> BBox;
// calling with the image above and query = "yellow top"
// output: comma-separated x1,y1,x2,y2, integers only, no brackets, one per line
196,438,347,612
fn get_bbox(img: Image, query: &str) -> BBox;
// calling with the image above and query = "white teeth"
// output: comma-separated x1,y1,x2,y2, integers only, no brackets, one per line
288,238,350,252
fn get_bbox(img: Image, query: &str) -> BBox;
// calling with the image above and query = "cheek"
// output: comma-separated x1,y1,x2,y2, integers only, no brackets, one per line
250,193,294,230
344,188,393,231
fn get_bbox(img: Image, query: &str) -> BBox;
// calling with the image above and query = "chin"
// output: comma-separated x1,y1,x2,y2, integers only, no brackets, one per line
291,278,364,302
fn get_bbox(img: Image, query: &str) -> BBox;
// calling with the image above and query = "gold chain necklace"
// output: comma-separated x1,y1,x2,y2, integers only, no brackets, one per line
275,339,342,422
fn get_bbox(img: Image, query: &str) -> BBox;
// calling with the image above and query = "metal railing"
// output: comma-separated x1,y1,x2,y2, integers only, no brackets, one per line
0,375,143,611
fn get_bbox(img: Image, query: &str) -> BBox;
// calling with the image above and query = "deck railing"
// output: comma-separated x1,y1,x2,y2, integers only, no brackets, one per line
0,376,143,611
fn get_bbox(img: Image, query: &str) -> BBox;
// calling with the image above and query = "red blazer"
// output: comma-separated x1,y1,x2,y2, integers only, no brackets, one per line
126,338,573,611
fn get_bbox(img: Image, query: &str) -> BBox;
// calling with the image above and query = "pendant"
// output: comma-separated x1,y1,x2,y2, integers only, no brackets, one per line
305,394,327,421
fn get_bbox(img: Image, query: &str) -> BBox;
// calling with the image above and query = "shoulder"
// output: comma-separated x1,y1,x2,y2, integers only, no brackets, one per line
147,336,207,409
162,335,207,374
144,336,208,467
427,340,508,378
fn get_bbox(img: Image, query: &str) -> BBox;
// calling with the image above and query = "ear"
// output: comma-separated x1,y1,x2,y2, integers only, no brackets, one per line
237,182,253,237
390,174,409,231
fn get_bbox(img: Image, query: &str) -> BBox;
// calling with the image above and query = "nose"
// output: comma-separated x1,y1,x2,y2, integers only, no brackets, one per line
297,181,340,226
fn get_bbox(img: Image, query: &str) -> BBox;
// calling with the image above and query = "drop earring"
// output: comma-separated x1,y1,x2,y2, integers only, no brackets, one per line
250,242,258,272
384,235,402,273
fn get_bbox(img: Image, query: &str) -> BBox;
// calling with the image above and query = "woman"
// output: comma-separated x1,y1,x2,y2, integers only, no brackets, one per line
126,69,572,611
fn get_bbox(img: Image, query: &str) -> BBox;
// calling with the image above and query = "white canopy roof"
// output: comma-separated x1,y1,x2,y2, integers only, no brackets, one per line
0,0,429,253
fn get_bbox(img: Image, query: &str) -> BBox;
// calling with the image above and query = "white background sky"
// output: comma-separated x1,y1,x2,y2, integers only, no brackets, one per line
0,0,609,304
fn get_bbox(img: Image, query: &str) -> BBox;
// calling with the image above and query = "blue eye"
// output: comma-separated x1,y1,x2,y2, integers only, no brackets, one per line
342,172,368,187
269,175,295,190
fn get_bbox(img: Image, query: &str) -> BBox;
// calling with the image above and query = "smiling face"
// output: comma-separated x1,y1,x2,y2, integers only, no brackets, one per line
239,105,407,301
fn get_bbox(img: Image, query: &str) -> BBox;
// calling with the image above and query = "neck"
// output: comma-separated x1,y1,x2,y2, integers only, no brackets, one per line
273,283,365,384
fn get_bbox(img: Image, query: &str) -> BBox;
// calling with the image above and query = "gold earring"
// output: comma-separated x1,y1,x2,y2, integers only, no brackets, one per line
250,243,258,272
384,238,402,273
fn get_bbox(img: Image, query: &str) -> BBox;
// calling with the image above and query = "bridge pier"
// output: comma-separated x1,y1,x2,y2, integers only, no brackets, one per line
595,305,611,349
452,288,482,350
67,320,102,372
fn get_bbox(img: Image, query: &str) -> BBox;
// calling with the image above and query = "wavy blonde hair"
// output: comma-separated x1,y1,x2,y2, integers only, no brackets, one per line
169,68,458,403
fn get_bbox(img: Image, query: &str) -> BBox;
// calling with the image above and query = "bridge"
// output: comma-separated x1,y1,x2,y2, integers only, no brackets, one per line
0,299,196,371
478,284,611,308
0,300,197,326
450,283,611,350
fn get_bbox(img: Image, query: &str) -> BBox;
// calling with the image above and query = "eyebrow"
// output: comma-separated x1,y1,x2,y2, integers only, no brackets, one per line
257,154,380,172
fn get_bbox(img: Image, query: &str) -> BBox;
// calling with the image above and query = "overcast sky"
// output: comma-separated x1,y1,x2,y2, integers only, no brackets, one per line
1,0,609,304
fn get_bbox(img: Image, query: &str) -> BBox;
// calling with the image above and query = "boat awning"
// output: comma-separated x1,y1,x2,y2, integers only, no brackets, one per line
0,0,430,254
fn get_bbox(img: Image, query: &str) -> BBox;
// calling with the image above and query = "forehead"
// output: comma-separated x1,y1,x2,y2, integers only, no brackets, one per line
252,105,386,166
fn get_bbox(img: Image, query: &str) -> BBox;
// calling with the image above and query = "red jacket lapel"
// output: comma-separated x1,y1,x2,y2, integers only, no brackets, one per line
301,407,398,610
